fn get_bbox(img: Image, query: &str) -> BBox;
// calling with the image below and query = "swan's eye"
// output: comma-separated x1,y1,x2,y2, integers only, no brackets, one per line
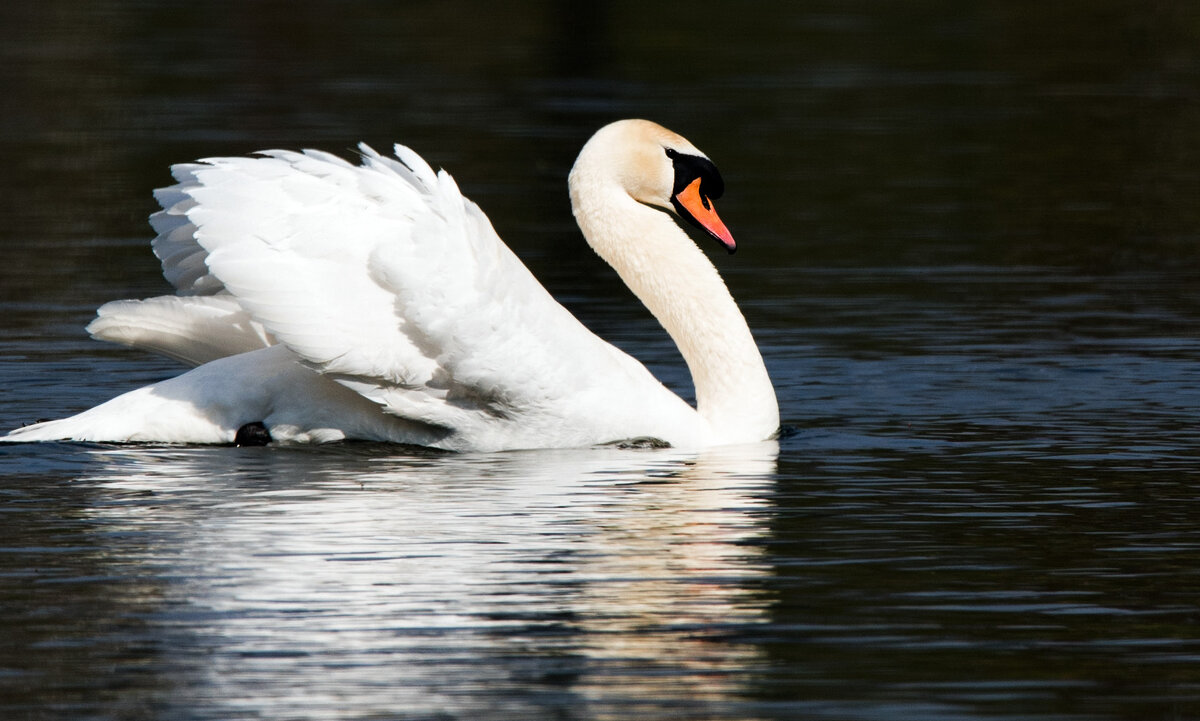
664,148,678,159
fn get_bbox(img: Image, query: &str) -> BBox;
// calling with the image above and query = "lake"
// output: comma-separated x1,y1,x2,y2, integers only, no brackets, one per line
1,1,1199,719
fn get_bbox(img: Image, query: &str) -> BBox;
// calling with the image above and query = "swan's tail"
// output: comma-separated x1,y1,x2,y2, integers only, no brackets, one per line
2,416,101,442
0,379,233,444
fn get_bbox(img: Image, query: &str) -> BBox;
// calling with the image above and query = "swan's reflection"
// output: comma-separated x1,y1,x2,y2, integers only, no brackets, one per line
80,441,778,717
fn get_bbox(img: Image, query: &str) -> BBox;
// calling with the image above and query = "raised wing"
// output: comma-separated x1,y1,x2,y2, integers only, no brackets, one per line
153,143,684,444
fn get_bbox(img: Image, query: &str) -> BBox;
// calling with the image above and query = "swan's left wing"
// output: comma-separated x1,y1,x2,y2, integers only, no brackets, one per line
87,295,274,367
156,144,686,448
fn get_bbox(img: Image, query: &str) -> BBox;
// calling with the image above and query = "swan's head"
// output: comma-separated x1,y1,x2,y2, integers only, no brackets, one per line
570,119,737,253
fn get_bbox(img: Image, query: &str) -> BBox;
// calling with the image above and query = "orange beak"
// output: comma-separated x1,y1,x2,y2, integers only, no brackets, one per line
673,177,736,253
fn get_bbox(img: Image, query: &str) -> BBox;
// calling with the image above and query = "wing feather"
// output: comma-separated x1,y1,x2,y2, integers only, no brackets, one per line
153,143,671,441
87,295,274,366
151,164,221,295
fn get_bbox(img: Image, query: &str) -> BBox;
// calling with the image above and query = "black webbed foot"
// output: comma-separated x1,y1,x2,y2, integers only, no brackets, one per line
234,422,272,447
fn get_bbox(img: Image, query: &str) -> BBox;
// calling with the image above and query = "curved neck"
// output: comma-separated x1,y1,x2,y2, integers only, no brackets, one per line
570,182,779,443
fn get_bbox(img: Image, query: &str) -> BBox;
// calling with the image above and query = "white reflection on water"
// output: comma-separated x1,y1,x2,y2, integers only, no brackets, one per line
77,442,779,718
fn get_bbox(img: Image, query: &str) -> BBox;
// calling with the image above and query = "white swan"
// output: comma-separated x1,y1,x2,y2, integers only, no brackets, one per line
3,120,778,451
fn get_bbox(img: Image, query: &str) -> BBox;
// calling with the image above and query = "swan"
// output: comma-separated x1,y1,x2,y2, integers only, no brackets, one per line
2,120,778,451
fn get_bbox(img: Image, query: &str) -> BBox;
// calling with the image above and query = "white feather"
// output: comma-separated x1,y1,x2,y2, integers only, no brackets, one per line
4,120,778,450
87,295,273,366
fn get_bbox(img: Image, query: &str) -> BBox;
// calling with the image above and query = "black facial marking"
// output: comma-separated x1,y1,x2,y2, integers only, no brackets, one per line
664,147,725,202
665,147,731,248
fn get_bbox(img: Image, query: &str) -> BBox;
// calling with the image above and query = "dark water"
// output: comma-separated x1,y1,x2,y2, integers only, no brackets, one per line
2,1,1200,719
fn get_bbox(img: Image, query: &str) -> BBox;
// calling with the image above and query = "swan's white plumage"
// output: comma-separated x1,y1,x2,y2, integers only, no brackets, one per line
87,295,273,366
4,120,777,450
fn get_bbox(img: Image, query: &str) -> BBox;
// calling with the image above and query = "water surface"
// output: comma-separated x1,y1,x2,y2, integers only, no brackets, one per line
2,2,1199,719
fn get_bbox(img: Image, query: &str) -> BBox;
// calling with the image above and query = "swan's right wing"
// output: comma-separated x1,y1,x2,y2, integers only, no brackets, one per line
152,144,690,448
151,166,226,295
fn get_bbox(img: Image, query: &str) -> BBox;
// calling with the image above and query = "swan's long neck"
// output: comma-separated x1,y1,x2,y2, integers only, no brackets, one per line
570,178,779,443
